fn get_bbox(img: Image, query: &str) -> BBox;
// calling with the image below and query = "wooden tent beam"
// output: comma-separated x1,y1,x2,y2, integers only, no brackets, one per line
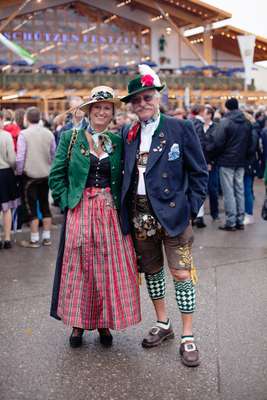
0,0,32,33
154,1,208,65
133,0,203,26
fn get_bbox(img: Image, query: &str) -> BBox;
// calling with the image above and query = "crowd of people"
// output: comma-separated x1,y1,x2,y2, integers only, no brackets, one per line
1,66,267,368
1,94,267,249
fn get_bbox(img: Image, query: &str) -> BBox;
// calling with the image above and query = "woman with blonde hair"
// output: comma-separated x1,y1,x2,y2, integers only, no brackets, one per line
49,86,141,347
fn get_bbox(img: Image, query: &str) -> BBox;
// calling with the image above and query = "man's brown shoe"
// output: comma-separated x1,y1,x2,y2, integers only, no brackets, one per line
180,342,200,367
42,238,52,246
142,325,174,348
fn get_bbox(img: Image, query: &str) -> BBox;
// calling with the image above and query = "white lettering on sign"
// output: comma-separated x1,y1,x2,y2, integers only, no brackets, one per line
3,31,141,45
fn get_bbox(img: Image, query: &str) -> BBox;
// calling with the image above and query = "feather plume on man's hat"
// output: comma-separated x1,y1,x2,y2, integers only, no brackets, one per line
121,64,165,103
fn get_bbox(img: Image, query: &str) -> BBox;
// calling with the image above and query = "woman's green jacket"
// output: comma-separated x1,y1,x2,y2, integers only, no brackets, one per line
48,128,122,210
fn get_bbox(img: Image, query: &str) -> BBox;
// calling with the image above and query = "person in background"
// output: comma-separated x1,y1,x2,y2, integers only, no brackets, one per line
40,115,52,130
213,109,223,124
190,104,205,143
56,96,88,145
209,98,253,231
53,113,66,146
190,104,206,228
172,108,186,120
14,108,26,131
260,117,267,174
253,110,266,179
13,108,26,231
115,112,127,130
241,111,259,225
262,163,267,221
0,111,20,249
3,109,20,151
203,105,220,222
264,163,267,194
16,107,56,247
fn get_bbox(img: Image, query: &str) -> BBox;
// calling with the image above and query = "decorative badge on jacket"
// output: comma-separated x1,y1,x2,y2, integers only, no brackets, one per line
168,143,180,161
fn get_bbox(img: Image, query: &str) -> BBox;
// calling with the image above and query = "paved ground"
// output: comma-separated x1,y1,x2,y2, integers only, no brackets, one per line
0,181,267,400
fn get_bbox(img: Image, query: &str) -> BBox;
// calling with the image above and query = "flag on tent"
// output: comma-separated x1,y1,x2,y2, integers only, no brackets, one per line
0,33,36,65
237,35,256,86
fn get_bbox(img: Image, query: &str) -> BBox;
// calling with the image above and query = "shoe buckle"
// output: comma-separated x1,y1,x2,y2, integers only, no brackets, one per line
150,327,160,335
184,342,197,352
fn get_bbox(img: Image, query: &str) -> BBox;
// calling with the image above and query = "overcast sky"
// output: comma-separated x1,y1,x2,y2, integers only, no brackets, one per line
207,0,267,66
207,0,267,38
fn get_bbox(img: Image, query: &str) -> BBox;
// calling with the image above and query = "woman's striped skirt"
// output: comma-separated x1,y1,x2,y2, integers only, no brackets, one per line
57,187,141,330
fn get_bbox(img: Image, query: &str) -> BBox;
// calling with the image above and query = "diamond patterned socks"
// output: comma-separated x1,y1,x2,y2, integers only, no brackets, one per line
145,268,165,300
174,279,196,313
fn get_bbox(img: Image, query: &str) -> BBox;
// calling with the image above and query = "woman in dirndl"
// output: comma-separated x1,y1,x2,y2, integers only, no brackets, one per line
0,118,20,249
49,86,141,348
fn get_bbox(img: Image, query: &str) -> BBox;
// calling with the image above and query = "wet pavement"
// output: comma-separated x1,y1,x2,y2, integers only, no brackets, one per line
0,181,267,400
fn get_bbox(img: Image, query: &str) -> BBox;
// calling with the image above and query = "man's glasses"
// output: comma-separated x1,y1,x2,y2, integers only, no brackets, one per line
131,94,155,105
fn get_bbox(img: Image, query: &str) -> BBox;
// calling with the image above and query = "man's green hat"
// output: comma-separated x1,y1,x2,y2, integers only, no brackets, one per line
121,64,165,103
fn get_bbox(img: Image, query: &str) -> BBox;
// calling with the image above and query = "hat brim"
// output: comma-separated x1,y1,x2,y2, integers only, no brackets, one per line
79,97,121,112
121,85,165,103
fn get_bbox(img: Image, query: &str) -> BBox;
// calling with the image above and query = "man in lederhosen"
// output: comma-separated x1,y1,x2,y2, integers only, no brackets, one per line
120,65,208,367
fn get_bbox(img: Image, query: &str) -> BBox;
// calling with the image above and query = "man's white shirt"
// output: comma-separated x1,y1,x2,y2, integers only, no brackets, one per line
137,115,160,195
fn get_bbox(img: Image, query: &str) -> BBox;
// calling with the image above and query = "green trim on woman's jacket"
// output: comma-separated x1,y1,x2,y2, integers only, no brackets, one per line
49,128,122,210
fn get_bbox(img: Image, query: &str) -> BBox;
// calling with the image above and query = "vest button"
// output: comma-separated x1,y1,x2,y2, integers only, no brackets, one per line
169,201,176,208
162,172,168,178
164,188,170,194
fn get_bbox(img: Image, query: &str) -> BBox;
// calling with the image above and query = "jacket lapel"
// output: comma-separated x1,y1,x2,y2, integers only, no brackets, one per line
124,128,140,176
145,114,167,175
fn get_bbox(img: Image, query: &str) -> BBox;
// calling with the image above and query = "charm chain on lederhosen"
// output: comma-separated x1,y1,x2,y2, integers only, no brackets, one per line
132,150,161,240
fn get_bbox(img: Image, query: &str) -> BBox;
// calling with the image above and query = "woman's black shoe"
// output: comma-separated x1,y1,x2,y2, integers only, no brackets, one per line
69,327,84,348
195,217,206,228
218,225,236,231
98,328,113,347
3,240,12,249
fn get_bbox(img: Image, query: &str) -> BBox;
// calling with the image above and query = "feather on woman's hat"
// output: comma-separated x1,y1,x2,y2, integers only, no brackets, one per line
79,86,121,112
121,64,165,103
